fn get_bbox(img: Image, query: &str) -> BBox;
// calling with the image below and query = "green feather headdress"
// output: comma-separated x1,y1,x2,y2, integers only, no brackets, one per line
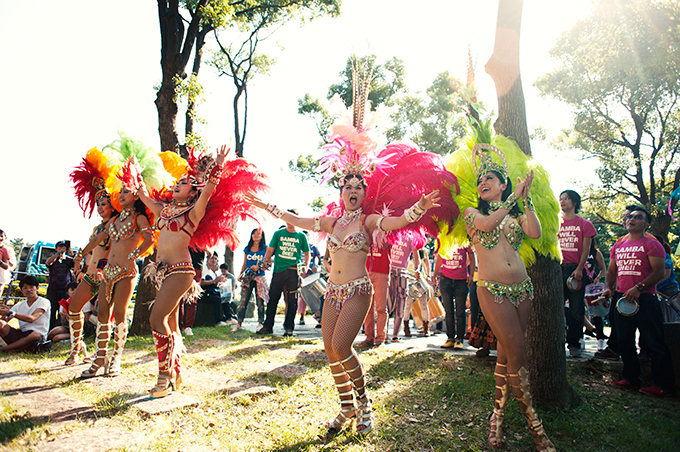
438,135,560,267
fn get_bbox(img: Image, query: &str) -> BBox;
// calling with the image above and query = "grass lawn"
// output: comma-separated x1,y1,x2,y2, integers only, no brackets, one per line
0,328,678,452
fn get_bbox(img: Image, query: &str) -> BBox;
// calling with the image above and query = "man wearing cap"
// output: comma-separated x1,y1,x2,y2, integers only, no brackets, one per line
45,241,74,330
558,190,597,358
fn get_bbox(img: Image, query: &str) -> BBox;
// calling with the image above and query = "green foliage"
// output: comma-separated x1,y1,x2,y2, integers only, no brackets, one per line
292,54,408,181
9,238,24,260
307,197,327,212
387,71,471,156
535,0,680,239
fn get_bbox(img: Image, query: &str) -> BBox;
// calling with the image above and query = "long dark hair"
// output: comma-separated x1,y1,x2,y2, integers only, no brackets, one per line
477,171,522,217
246,228,267,251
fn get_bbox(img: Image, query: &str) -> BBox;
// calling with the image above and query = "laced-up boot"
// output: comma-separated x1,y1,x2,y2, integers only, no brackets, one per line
80,322,111,378
65,311,87,366
489,363,510,448
108,321,128,377
508,367,556,452
342,352,373,436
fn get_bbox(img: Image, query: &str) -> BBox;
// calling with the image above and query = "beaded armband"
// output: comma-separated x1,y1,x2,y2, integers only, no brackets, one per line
128,248,142,261
523,195,535,211
376,216,387,232
464,212,477,228
313,216,321,232
404,202,426,223
500,193,517,211
141,225,156,234
207,162,223,185
266,203,284,218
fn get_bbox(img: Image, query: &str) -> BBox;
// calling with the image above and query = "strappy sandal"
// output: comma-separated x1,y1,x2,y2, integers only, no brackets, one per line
80,356,109,379
355,396,373,435
149,372,177,398
65,340,88,366
322,363,356,438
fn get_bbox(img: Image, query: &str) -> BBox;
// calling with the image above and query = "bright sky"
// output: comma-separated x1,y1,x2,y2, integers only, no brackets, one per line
0,0,596,264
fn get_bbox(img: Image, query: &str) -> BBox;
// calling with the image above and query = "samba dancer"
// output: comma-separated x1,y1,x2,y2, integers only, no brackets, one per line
462,143,553,451
67,148,119,365
75,183,154,378
137,146,227,397
247,61,458,437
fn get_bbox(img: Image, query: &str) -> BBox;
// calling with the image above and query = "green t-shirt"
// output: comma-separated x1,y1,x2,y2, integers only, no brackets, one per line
269,228,310,273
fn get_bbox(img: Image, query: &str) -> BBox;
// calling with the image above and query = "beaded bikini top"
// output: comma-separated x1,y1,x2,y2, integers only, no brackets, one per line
156,203,195,237
108,209,140,242
464,210,524,251
327,214,370,255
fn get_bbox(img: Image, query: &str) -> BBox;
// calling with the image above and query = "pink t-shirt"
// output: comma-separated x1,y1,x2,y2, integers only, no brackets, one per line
558,216,597,264
366,245,391,274
390,237,417,270
439,247,472,280
610,236,665,294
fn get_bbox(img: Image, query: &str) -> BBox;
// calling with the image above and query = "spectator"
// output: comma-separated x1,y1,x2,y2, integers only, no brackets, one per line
388,232,420,342
199,253,230,326
356,244,391,348
45,240,75,331
236,228,269,332
180,249,205,336
0,275,51,353
604,206,675,396
0,230,17,297
433,245,475,349
297,232,321,325
256,210,310,337
47,281,79,343
558,190,597,358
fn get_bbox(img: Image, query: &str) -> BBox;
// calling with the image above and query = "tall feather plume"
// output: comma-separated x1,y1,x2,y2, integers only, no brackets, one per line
70,147,114,218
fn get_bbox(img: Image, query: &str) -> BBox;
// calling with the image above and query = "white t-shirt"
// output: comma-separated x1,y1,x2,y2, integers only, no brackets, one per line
11,296,51,337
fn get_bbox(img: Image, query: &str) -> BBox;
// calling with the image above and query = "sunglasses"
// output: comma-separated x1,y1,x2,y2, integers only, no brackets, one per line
625,214,646,221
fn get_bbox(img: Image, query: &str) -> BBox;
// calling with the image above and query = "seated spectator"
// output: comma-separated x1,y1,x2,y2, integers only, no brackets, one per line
0,275,51,353
199,253,228,326
47,282,79,343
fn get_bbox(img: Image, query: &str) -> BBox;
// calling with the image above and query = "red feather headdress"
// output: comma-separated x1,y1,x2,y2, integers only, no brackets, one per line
70,147,114,218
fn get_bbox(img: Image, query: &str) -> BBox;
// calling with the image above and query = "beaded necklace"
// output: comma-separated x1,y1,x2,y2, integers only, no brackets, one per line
337,208,362,230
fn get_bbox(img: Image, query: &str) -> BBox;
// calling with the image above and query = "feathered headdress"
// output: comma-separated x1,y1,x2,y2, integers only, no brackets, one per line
439,134,560,266
70,147,115,218
103,131,173,211
316,60,392,186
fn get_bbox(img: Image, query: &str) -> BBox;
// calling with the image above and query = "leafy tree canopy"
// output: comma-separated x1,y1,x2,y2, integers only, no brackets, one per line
535,0,680,243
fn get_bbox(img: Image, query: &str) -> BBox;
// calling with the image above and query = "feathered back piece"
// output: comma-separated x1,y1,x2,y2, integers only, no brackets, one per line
439,135,560,266
70,147,114,218
363,142,459,247
191,158,270,252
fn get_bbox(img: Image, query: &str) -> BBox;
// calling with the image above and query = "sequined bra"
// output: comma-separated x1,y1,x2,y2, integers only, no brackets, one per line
91,222,111,249
327,215,370,255
464,212,524,251
156,203,195,237
108,210,140,242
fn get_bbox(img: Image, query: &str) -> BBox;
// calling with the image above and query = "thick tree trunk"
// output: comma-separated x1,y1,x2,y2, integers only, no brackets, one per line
486,0,579,409
129,255,155,336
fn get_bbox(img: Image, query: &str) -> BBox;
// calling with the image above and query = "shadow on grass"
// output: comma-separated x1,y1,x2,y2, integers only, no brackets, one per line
0,405,44,443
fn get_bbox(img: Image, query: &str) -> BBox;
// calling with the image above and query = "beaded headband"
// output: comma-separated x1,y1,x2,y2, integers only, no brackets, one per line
472,143,508,181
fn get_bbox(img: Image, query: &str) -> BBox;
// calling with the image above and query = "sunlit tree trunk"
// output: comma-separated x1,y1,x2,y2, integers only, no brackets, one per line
486,0,579,408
